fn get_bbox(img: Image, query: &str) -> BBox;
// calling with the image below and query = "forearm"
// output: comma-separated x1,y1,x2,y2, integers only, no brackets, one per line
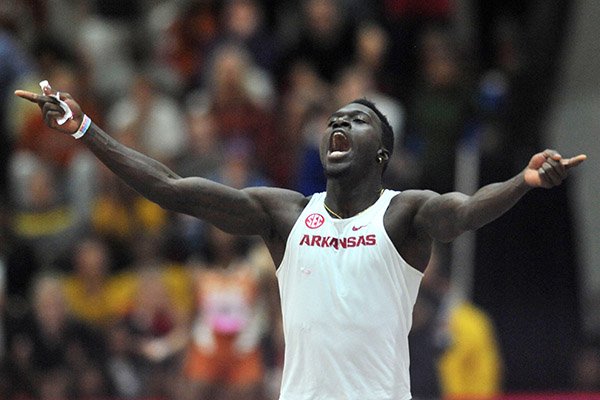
457,172,531,232
419,172,532,242
81,123,181,208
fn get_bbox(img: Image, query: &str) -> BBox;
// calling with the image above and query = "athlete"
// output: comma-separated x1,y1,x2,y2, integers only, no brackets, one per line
15,86,585,400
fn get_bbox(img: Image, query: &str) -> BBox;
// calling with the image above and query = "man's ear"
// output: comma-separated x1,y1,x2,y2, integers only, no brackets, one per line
377,148,390,162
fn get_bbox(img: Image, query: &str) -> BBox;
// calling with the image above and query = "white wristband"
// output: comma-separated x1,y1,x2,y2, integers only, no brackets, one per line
72,114,91,139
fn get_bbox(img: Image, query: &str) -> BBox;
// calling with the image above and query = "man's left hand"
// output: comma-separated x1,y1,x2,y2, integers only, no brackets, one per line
524,149,586,188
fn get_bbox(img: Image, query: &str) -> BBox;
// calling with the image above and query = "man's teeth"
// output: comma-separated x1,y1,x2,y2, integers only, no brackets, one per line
331,131,349,152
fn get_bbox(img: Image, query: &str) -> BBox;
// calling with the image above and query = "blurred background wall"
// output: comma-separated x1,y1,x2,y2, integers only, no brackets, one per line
547,0,600,338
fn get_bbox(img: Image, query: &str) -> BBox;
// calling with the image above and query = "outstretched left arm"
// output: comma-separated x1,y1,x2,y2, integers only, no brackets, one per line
414,149,587,242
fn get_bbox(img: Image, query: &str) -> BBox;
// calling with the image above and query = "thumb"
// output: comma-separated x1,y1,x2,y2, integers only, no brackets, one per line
528,152,547,169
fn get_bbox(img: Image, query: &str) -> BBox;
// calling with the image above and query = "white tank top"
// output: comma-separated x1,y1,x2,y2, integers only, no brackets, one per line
277,190,423,400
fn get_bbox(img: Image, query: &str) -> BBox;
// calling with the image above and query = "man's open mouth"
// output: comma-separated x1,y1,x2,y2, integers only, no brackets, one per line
329,131,351,156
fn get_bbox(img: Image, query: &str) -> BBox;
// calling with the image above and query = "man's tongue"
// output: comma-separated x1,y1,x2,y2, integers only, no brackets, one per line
331,132,350,152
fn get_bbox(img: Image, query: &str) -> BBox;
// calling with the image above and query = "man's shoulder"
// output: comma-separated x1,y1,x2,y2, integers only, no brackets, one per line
243,187,310,227
388,189,439,209
244,186,310,208
243,187,311,263
385,189,441,231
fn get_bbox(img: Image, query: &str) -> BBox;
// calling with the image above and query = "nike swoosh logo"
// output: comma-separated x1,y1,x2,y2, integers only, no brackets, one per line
352,225,367,231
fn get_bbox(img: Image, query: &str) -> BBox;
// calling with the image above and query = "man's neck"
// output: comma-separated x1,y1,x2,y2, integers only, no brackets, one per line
324,178,384,219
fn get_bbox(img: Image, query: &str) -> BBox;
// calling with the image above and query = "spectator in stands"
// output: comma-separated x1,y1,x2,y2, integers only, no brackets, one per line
191,42,282,184
104,322,144,398
75,0,143,103
183,227,273,400
409,26,475,195
426,247,503,400
8,158,89,268
280,0,357,83
118,267,189,397
91,170,168,267
220,0,277,73
163,1,221,90
61,236,130,328
11,273,108,398
175,106,223,180
353,21,397,96
279,60,329,192
106,70,187,165
380,0,454,101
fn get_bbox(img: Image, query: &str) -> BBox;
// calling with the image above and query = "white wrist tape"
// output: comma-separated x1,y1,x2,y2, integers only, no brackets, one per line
39,80,73,125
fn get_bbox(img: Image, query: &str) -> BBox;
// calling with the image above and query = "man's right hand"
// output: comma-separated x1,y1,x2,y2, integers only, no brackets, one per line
15,87,83,135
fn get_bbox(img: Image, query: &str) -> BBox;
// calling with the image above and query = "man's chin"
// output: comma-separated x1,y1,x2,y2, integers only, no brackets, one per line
324,162,351,178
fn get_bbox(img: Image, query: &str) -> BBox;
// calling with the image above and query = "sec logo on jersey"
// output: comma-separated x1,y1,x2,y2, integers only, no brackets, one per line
305,213,325,229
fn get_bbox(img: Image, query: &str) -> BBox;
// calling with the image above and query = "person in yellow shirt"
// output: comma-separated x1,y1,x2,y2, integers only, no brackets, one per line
61,235,136,328
438,300,503,399
425,246,503,400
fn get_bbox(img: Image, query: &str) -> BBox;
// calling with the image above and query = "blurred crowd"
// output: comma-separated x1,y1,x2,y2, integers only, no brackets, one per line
0,0,598,399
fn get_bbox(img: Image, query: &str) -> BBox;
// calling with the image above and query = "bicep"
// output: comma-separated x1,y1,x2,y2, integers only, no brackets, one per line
165,177,272,236
413,191,470,242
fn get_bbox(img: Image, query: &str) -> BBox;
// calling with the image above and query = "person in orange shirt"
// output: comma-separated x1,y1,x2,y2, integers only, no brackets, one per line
184,226,269,400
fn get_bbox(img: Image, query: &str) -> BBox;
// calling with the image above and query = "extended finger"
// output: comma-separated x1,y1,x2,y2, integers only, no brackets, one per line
14,90,60,106
563,154,587,168
14,90,41,103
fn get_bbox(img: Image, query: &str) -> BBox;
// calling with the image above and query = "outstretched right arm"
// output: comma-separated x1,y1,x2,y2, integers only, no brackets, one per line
81,122,275,235
14,89,298,238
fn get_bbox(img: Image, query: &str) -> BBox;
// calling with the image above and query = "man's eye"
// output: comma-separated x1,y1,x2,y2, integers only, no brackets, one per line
353,118,366,124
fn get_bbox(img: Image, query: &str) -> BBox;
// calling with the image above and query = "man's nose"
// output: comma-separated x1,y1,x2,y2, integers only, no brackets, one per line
332,117,350,129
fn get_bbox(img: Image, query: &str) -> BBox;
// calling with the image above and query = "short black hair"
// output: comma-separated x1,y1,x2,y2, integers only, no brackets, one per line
350,98,394,158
